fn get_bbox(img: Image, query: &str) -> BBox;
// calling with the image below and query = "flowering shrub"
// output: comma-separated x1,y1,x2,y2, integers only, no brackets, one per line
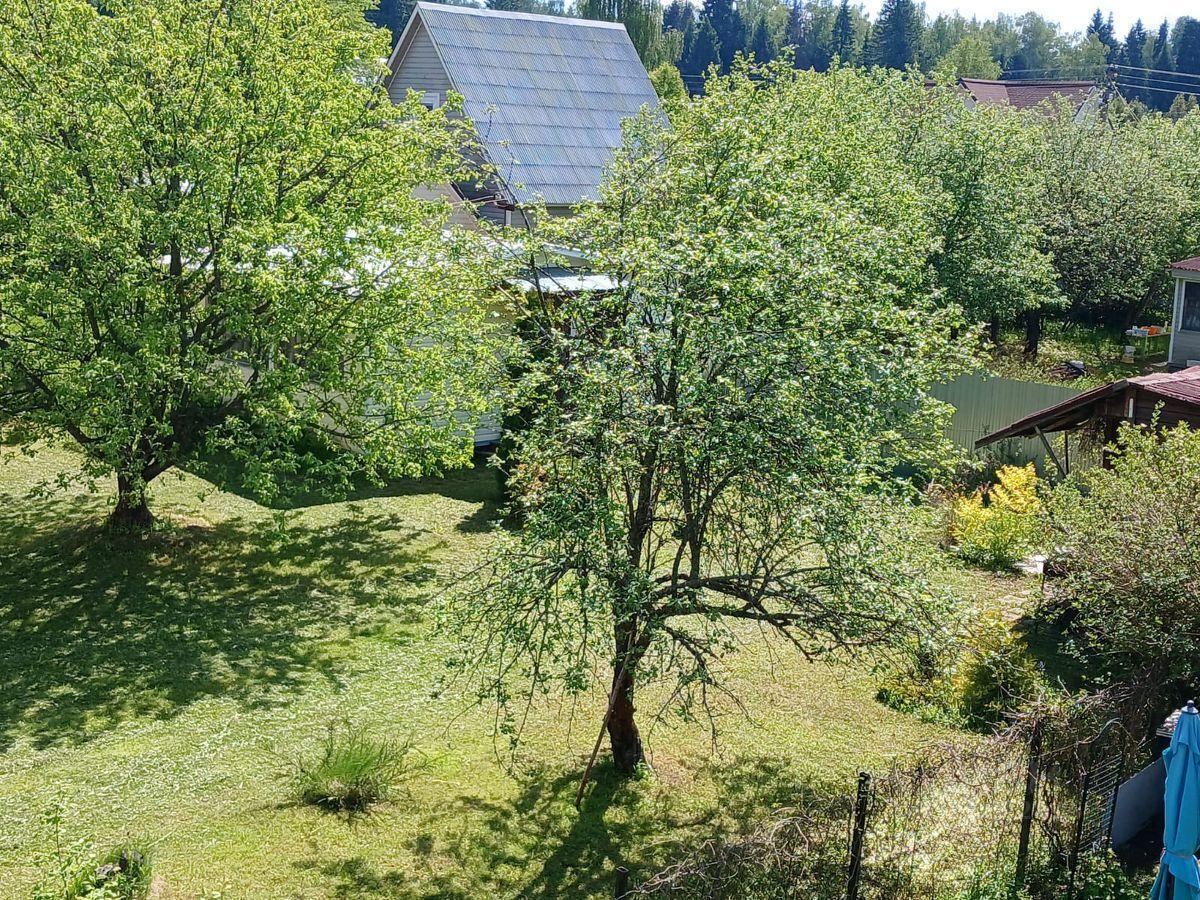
950,464,1041,568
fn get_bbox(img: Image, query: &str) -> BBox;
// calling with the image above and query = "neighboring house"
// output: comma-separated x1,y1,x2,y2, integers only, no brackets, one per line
1168,256,1200,370
930,78,1100,121
386,2,660,228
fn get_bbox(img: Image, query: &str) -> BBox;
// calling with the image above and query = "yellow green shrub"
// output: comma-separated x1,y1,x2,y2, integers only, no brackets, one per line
950,464,1041,569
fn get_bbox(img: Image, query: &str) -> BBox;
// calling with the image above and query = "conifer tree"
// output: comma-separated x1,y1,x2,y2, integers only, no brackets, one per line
831,0,857,65
864,0,922,69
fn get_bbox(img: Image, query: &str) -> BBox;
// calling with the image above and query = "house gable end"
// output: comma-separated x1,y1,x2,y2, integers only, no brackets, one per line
387,12,452,108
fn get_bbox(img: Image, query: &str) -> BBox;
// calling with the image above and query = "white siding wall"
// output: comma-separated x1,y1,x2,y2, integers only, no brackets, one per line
1169,275,1200,369
388,18,452,107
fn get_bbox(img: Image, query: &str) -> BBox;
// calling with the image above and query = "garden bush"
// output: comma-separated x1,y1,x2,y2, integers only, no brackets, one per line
949,464,1041,569
878,608,1044,728
288,720,414,813
1045,423,1200,704
954,608,1046,727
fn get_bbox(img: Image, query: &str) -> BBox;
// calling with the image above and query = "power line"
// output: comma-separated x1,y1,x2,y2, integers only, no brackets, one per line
1117,74,1200,94
1000,66,1100,77
1114,71,1200,92
1113,63,1200,83
1116,80,1198,98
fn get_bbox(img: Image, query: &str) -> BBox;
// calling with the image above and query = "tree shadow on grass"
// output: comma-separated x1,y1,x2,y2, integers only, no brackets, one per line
190,451,504,534
301,761,687,899
0,493,441,752
302,753,835,899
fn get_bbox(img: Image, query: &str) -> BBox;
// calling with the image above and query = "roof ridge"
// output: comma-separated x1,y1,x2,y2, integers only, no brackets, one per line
962,77,1095,86
416,2,627,29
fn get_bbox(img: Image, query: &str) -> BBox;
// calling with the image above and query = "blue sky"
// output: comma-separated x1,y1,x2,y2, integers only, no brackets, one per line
860,0,1179,35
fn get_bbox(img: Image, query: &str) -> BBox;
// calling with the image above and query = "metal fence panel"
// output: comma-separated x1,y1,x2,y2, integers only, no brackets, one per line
931,374,1083,467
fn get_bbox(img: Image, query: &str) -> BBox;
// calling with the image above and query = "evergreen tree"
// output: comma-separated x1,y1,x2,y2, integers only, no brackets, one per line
366,0,415,45
831,0,856,66
864,0,922,69
1152,19,1172,70
680,17,721,85
703,0,745,72
784,0,805,59
1086,9,1116,61
1121,20,1150,105
664,0,694,33
486,0,524,9
749,17,775,63
1174,17,1200,76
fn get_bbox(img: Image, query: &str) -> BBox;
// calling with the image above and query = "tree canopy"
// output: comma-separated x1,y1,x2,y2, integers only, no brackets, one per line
0,0,507,525
448,63,965,775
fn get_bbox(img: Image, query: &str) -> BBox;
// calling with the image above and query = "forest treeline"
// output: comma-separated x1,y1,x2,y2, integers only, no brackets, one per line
371,0,1200,112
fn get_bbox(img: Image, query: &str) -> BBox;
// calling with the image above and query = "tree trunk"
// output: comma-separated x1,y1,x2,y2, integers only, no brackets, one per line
110,474,154,529
1024,310,1042,357
989,314,1001,346
606,663,644,775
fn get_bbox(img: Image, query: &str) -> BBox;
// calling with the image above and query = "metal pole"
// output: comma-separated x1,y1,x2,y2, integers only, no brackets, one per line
1014,720,1043,890
847,771,871,900
614,866,630,899
1067,767,1093,898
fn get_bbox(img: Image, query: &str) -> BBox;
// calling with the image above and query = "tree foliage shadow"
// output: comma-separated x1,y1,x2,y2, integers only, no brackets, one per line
0,491,440,751
300,761,676,899
189,448,503,533
302,753,831,899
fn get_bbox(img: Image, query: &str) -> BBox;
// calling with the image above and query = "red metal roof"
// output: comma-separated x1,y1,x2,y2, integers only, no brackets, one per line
1131,367,1200,405
1171,256,1200,273
975,366,1200,448
959,78,1095,111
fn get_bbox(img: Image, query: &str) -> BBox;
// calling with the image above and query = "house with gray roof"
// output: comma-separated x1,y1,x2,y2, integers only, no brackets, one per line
385,2,659,228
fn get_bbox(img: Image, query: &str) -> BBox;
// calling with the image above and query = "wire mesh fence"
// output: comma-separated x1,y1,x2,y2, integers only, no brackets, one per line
621,720,1135,900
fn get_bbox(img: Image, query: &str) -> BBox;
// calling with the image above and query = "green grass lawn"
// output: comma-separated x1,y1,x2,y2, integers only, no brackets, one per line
987,322,1167,388
0,444,1028,899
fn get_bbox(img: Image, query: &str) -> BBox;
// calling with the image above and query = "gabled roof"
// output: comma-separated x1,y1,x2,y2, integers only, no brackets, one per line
391,2,658,209
975,366,1200,447
1171,256,1200,274
959,78,1096,112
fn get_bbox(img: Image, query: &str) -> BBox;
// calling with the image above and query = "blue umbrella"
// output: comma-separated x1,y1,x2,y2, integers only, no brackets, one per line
1152,701,1200,900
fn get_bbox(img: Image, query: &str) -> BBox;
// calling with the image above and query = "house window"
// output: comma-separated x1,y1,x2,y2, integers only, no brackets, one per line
1183,281,1200,331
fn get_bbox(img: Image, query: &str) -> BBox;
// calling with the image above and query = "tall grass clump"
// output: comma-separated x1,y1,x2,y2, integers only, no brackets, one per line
288,720,413,813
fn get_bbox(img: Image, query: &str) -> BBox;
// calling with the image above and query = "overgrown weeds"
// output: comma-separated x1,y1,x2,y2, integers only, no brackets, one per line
33,801,151,900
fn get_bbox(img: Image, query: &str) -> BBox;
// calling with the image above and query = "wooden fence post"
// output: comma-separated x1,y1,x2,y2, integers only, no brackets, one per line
1014,719,1043,891
614,865,630,899
847,771,871,900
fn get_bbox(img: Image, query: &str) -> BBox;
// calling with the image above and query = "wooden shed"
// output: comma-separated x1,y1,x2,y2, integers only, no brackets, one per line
974,366,1200,474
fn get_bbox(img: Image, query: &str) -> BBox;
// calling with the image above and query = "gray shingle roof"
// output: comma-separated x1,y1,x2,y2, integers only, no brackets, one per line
412,2,658,208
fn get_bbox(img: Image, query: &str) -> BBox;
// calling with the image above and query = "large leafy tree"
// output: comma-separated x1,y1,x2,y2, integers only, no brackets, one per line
912,87,1059,351
447,64,964,775
0,0,507,526
933,36,1002,79
1035,108,1200,331
578,0,672,68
